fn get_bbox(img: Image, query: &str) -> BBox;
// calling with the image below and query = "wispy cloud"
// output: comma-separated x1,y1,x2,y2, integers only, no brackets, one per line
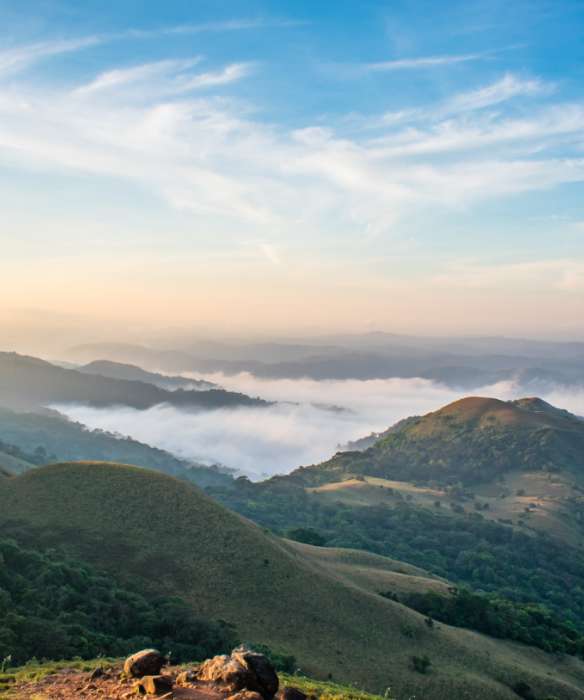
0,18,299,76
175,63,254,92
0,37,102,75
74,58,202,95
444,73,552,113
75,59,253,97
0,34,583,243
369,104,584,157
363,51,486,72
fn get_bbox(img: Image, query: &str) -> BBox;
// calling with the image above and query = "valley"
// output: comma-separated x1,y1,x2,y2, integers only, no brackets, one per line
2,349,584,699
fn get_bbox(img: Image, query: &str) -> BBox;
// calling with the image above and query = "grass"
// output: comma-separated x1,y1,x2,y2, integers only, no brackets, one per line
286,540,451,598
0,658,113,697
2,462,584,700
279,673,387,700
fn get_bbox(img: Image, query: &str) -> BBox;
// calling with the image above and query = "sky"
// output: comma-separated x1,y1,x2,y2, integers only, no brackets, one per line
1,0,584,348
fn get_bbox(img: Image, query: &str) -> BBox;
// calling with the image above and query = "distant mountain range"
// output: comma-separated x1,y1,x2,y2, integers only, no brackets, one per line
0,352,267,412
65,335,584,389
78,359,216,391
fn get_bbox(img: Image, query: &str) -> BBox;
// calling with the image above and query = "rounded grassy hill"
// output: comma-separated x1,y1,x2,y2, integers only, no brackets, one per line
1,462,584,699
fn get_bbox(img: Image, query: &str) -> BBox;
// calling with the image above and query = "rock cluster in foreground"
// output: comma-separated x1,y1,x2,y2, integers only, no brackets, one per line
13,647,309,700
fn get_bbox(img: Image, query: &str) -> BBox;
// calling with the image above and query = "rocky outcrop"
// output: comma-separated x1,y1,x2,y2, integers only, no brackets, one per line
197,647,279,700
9,653,310,700
135,674,174,696
276,688,308,700
123,649,166,678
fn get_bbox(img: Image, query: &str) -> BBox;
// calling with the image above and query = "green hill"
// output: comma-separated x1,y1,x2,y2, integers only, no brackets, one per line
0,450,33,475
2,463,584,699
288,396,584,487
0,406,233,487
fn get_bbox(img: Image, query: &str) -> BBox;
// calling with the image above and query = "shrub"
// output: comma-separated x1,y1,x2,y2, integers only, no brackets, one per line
411,655,431,674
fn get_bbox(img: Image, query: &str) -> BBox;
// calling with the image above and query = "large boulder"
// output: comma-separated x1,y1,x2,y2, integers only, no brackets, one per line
176,669,198,686
226,692,264,700
197,647,279,700
124,649,166,678
135,675,174,696
232,648,279,700
277,689,307,700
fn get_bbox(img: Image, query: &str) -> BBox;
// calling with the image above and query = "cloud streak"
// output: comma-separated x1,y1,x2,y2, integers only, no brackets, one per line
363,51,487,72
0,37,102,75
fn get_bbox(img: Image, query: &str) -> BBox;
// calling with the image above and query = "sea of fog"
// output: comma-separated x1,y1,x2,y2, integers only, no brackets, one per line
55,374,584,480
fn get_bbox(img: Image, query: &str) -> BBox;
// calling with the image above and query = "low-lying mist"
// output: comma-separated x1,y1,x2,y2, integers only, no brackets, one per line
55,374,584,480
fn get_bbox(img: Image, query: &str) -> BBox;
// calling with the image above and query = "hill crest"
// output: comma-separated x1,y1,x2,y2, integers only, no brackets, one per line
287,395,584,486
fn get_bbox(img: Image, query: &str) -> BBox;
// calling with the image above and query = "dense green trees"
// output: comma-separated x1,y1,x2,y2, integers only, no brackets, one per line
0,538,237,665
388,588,584,656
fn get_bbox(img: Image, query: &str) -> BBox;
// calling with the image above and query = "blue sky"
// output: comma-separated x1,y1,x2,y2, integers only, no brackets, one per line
1,0,584,345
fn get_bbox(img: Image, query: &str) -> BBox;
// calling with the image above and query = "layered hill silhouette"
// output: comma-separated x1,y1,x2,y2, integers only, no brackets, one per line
78,359,216,391
288,396,584,487
67,338,584,389
2,462,584,699
0,352,266,411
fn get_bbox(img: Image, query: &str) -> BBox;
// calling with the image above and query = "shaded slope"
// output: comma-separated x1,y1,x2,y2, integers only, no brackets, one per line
0,406,233,487
0,352,266,411
289,396,584,486
285,540,452,597
79,360,216,391
1,463,584,699
0,449,34,475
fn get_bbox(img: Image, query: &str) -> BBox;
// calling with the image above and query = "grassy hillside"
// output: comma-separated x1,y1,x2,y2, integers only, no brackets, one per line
1,463,584,699
0,463,13,478
288,396,584,487
0,352,266,411
0,407,233,487
306,468,584,546
0,450,34,476
286,541,452,598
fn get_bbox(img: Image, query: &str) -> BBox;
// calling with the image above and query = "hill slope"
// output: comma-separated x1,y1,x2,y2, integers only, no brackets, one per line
1,463,584,700
0,448,34,475
78,360,216,391
0,406,233,487
289,396,584,486
0,352,266,411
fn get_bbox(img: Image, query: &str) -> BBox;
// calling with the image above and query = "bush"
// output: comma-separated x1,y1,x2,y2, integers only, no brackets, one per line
285,528,327,547
411,655,431,674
